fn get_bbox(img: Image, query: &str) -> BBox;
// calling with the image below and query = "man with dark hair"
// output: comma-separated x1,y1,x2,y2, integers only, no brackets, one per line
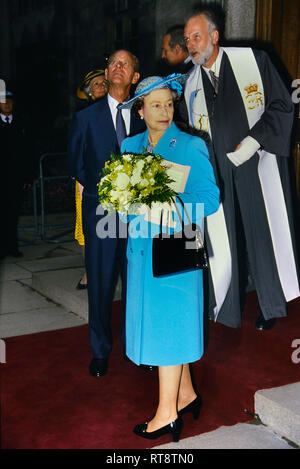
68,50,145,377
162,25,193,73
183,9,299,331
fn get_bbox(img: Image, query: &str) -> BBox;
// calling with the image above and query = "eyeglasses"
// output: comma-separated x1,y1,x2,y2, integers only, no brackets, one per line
91,80,107,88
108,59,131,68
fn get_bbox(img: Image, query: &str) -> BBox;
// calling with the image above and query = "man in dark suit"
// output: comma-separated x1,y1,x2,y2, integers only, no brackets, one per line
68,50,145,377
0,91,33,259
161,25,194,74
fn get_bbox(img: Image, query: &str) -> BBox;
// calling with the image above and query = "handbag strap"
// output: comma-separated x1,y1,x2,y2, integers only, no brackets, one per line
172,195,192,226
159,195,191,236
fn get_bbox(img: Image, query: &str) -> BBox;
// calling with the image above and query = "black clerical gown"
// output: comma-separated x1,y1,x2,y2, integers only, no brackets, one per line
185,49,299,328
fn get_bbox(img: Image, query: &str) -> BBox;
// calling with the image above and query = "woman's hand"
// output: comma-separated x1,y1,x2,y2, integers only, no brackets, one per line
139,201,177,227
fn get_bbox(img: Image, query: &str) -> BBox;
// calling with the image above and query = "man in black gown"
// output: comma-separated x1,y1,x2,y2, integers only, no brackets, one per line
183,7,299,330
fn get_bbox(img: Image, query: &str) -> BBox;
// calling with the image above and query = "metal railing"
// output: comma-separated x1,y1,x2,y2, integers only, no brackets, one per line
39,152,74,242
19,152,75,244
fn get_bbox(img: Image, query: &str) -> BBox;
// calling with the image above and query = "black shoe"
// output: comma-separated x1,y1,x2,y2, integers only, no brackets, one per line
178,395,202,420
139,364,156,371
76,279,88,290
134,416,183,442
255,312,276,331
89,358,108,377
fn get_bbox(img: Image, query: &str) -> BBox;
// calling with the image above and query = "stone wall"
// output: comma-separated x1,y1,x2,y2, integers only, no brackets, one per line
225,0,256,41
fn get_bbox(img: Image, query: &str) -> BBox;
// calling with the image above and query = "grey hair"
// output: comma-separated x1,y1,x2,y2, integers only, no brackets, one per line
187,4,225,38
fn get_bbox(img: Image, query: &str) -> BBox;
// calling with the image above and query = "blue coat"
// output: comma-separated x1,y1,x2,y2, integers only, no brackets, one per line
121,123,219,366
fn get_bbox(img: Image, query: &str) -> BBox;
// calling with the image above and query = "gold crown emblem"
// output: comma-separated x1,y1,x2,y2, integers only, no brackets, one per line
245,83,259,94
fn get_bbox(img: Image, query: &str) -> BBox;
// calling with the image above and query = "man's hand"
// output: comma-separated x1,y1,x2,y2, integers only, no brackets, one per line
227,137,261,167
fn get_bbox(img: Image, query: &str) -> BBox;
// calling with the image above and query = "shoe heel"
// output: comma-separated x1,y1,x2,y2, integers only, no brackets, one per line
171,417,183,443
192,406,201,420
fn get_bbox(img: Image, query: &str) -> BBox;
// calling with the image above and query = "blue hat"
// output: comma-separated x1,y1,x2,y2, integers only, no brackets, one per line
120,73,187,109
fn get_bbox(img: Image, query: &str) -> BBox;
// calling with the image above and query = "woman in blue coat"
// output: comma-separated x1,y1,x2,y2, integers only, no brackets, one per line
120,75,219,442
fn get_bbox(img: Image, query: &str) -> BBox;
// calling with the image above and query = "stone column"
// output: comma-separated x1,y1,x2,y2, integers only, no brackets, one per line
224,0,256,41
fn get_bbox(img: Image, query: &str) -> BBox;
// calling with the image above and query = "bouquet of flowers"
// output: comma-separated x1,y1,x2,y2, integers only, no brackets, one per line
98,151,177,215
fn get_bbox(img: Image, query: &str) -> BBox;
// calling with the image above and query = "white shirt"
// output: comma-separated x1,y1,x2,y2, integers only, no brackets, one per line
202,47,224,85
107,93,131,135
0,113,12,123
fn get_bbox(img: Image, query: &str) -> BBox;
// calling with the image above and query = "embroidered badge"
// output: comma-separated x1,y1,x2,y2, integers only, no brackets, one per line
195,115,209,132
169,139,176,148
244,83,263,110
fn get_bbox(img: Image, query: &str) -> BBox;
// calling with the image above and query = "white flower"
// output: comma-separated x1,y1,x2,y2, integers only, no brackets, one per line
136,160,145,170
139,178,149,187
130,169,142,185
110,190,121,201
115,173,130,190
122,154,132,161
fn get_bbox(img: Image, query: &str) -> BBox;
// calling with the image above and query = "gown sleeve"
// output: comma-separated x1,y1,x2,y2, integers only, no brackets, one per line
248,50,294,157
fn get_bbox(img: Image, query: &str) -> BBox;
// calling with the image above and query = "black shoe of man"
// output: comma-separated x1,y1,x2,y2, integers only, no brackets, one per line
255,311,276,331
89,358,108,377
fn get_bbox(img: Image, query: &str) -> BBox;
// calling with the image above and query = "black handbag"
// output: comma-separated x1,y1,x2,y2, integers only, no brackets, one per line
152,196,208,277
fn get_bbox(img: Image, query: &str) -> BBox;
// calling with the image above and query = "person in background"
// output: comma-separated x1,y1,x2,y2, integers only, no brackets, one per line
68,50,145,378
162,25,193,74
120,75,219,442
74,70,109,289
76,69,109,104
0,90,33,259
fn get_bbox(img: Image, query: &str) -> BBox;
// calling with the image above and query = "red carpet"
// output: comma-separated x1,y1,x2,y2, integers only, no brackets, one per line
1,292,300,449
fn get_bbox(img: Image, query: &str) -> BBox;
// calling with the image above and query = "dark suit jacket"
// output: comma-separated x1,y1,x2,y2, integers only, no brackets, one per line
68,95,145,195
0,115,34,194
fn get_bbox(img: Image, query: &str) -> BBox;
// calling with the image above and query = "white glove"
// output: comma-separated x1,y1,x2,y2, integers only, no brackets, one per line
227,136,260,167
144,201,177,228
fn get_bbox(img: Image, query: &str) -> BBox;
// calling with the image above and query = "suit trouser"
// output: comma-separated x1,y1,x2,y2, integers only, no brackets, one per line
82,192,128,359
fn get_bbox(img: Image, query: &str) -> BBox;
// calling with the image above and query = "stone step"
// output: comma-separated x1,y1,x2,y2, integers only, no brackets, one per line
155,422,294,450
255,382,300,446
32,268,122,322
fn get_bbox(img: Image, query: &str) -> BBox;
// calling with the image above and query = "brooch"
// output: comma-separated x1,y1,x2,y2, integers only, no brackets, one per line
169,139,176,148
